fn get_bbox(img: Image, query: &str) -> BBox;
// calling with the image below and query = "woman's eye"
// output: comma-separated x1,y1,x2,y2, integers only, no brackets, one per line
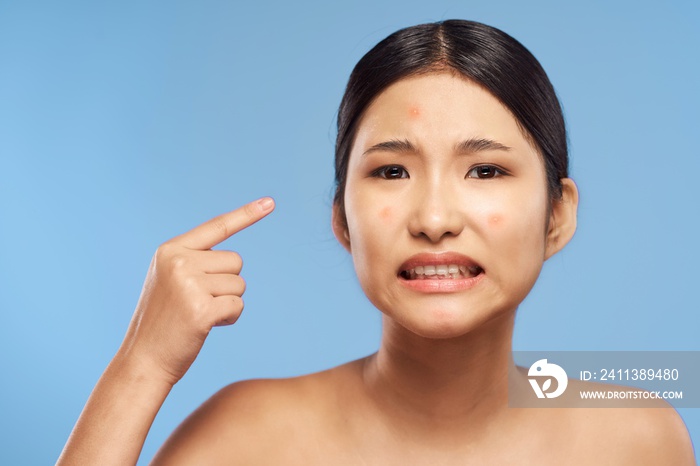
466,165,505,179
373,165,409,179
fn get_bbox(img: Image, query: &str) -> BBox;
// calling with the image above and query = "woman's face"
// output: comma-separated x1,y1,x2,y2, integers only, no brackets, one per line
336,72,572,339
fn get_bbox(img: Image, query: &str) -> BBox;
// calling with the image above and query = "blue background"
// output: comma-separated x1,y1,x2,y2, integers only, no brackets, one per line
1,0,698,463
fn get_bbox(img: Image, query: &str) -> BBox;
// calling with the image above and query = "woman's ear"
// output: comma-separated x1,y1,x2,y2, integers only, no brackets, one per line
332,203,351,252
545,178,579,260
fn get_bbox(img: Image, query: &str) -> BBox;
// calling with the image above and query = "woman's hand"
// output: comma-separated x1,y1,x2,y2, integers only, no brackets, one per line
119,197,276,386
58,198,275,466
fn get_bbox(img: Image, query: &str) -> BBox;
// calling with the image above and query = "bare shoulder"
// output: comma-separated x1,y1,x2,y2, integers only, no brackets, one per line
151,358,364,465
606,406,694,464
567,380,696,465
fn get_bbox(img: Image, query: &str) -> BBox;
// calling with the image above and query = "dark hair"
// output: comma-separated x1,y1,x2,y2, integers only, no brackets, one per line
334,20,568,223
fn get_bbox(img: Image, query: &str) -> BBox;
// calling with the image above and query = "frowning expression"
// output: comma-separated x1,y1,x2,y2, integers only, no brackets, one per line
336,72,557,338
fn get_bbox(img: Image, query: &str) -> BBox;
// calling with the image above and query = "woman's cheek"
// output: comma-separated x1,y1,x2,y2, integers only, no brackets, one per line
347,194,392,259
379,206,393,223
469,195,507,234
492,204,549,292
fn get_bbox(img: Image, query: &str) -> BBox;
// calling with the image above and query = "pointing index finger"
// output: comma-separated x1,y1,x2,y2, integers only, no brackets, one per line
172,197,275,250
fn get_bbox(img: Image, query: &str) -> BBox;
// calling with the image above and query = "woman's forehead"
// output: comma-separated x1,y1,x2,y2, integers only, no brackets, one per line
352,72,536,158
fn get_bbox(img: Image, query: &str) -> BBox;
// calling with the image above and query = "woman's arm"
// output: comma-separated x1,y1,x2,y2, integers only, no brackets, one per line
56,351,173,465
57,197,275,465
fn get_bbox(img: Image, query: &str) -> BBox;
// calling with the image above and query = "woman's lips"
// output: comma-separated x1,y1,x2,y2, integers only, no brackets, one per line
397,252,484,293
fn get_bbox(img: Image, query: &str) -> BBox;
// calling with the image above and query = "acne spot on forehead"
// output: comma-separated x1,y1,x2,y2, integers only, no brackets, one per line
408,106,421,119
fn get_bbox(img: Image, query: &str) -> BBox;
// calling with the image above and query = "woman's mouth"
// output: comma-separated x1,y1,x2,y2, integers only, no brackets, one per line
399,264,483,280
396,252,485,292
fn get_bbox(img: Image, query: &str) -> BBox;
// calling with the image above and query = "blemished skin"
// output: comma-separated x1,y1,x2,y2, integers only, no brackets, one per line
58,73,696,465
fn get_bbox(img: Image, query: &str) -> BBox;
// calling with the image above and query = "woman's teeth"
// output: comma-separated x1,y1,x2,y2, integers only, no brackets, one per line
400,264,482,280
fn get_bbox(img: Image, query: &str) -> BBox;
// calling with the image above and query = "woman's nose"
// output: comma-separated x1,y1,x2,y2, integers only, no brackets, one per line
407,182,465,243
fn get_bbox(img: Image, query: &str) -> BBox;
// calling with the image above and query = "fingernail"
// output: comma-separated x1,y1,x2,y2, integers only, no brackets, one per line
258,197,274,212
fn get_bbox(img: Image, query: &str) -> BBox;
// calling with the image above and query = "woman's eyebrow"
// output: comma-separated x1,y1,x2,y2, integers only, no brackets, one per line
362,137,511,158
455,138,512,154
362,139,416,157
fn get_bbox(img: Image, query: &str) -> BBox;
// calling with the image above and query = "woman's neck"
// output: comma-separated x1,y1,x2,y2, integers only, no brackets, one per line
362,311,517,430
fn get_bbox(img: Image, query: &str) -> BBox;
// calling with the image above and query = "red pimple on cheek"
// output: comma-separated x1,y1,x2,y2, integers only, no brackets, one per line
489,215,503,227
379,206,392,221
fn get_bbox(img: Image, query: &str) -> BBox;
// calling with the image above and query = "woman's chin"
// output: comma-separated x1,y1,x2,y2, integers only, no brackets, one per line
386,305,508,341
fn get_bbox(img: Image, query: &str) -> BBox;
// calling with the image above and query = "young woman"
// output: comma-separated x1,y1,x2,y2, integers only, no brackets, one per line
58,20,695,465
